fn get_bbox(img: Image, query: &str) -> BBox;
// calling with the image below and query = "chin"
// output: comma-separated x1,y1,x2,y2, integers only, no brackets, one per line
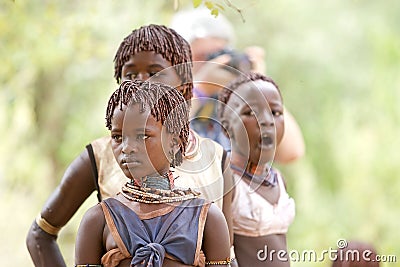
253,155,274,166
122,169,133,180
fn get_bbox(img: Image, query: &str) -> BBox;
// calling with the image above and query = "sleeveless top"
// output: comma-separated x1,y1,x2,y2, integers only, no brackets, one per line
100,198,210,267
231,169,295,237
90,130,225,208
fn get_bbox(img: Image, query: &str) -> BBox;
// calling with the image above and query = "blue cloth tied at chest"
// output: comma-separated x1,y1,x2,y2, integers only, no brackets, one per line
131,242,165,267
103,198,206,266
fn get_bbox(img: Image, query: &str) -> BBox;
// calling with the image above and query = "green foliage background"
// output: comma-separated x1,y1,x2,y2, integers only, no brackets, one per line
1,0,399,266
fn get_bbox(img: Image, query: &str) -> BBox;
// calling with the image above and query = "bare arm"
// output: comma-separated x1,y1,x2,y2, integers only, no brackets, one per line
75,204,105,264
222,154,234,246
203,204,231,265
274,108,305,164
26,148,97,267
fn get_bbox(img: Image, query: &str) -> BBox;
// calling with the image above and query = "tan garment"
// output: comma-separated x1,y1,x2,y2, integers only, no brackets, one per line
231,170,295,237
91,130,225,208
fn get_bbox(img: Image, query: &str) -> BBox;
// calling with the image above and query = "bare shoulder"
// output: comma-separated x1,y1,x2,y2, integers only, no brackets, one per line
75,203,105,262
203,203,231,260
206,203,226,224
81,203,105,227
77,203,106,242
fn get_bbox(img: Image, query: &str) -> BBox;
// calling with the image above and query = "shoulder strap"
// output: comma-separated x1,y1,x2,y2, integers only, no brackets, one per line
100,201,131,258
221,149,228,171
194,202,211,266
86,144,102,202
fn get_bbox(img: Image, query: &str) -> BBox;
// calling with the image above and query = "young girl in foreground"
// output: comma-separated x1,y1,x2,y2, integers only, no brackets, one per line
75,80,231,266
218,72,295,267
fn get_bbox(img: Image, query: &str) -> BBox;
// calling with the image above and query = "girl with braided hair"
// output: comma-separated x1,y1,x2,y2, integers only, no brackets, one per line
218,72,295,267
75,80,231,267
27,24,235,267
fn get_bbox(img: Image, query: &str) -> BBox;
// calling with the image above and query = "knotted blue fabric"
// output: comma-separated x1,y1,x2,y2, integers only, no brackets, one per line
102,198,206,266
131,242,165,267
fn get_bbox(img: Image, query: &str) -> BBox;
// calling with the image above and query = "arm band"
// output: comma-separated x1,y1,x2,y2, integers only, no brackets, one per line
35,214,62,236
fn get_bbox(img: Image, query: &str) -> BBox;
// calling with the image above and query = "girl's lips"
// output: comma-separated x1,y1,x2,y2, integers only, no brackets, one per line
122,161,141,168
121,158,141,168
259,133,275,150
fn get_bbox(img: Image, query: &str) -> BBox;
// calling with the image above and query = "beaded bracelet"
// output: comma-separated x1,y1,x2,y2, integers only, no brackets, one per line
36,214,61,236
205,257,233,265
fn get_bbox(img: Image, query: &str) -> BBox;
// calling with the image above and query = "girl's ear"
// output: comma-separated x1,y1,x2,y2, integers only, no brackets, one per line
170,135,181,154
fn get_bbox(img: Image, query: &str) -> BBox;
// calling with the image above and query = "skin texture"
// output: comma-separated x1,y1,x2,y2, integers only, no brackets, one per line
222,79,291,267
26,50,234,266
121,51,183,87
75,102,231,265
274,109,305,164
120,105,175,180
225,80,284,168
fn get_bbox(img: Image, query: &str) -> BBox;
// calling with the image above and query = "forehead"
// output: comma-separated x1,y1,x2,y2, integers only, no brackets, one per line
123,51,173,67
230,80,281,107
123,103,156,128
122,51,184,87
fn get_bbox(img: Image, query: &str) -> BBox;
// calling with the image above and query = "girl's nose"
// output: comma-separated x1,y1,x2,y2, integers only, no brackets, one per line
259,110,275,127
122,139,138,155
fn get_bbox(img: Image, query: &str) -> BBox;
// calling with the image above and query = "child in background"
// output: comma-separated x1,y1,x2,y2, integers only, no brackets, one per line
170,7,305,163
75,80,231,266
218,72,295,266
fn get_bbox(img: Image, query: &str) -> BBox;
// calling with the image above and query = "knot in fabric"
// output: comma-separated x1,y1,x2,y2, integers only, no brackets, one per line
131,242,166,267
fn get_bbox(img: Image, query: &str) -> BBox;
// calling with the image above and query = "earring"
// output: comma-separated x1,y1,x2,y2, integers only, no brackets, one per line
168,150,176,168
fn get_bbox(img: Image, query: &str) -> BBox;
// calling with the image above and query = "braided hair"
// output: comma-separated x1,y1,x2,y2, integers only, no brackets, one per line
113,24,193,102
105,80,189,167
105,80,143,130
218,72,282,120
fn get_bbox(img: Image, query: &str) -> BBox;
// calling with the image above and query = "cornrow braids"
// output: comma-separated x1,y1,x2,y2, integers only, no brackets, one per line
113,24,193,102
132,81,189,166
218,72,282,119
105,80,144,130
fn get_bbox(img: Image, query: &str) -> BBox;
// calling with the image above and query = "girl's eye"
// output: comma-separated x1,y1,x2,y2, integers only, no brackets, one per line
243,110,256,116
272,110,283,117
111,134,122,143
137,134,149,141
125,73,137,80
149,71,159,77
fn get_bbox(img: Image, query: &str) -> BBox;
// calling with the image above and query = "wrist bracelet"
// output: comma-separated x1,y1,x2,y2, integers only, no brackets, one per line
205,257,233,265
75,265,103,267
36,214,61,236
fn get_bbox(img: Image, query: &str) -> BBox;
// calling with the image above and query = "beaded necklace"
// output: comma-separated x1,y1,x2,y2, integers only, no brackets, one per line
230,164,278,187
121,170,200,204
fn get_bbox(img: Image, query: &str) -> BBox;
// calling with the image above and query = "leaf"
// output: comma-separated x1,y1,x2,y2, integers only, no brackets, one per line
204,1,214,10
211,8,219,17
215,3,225,11
192,0,203,8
